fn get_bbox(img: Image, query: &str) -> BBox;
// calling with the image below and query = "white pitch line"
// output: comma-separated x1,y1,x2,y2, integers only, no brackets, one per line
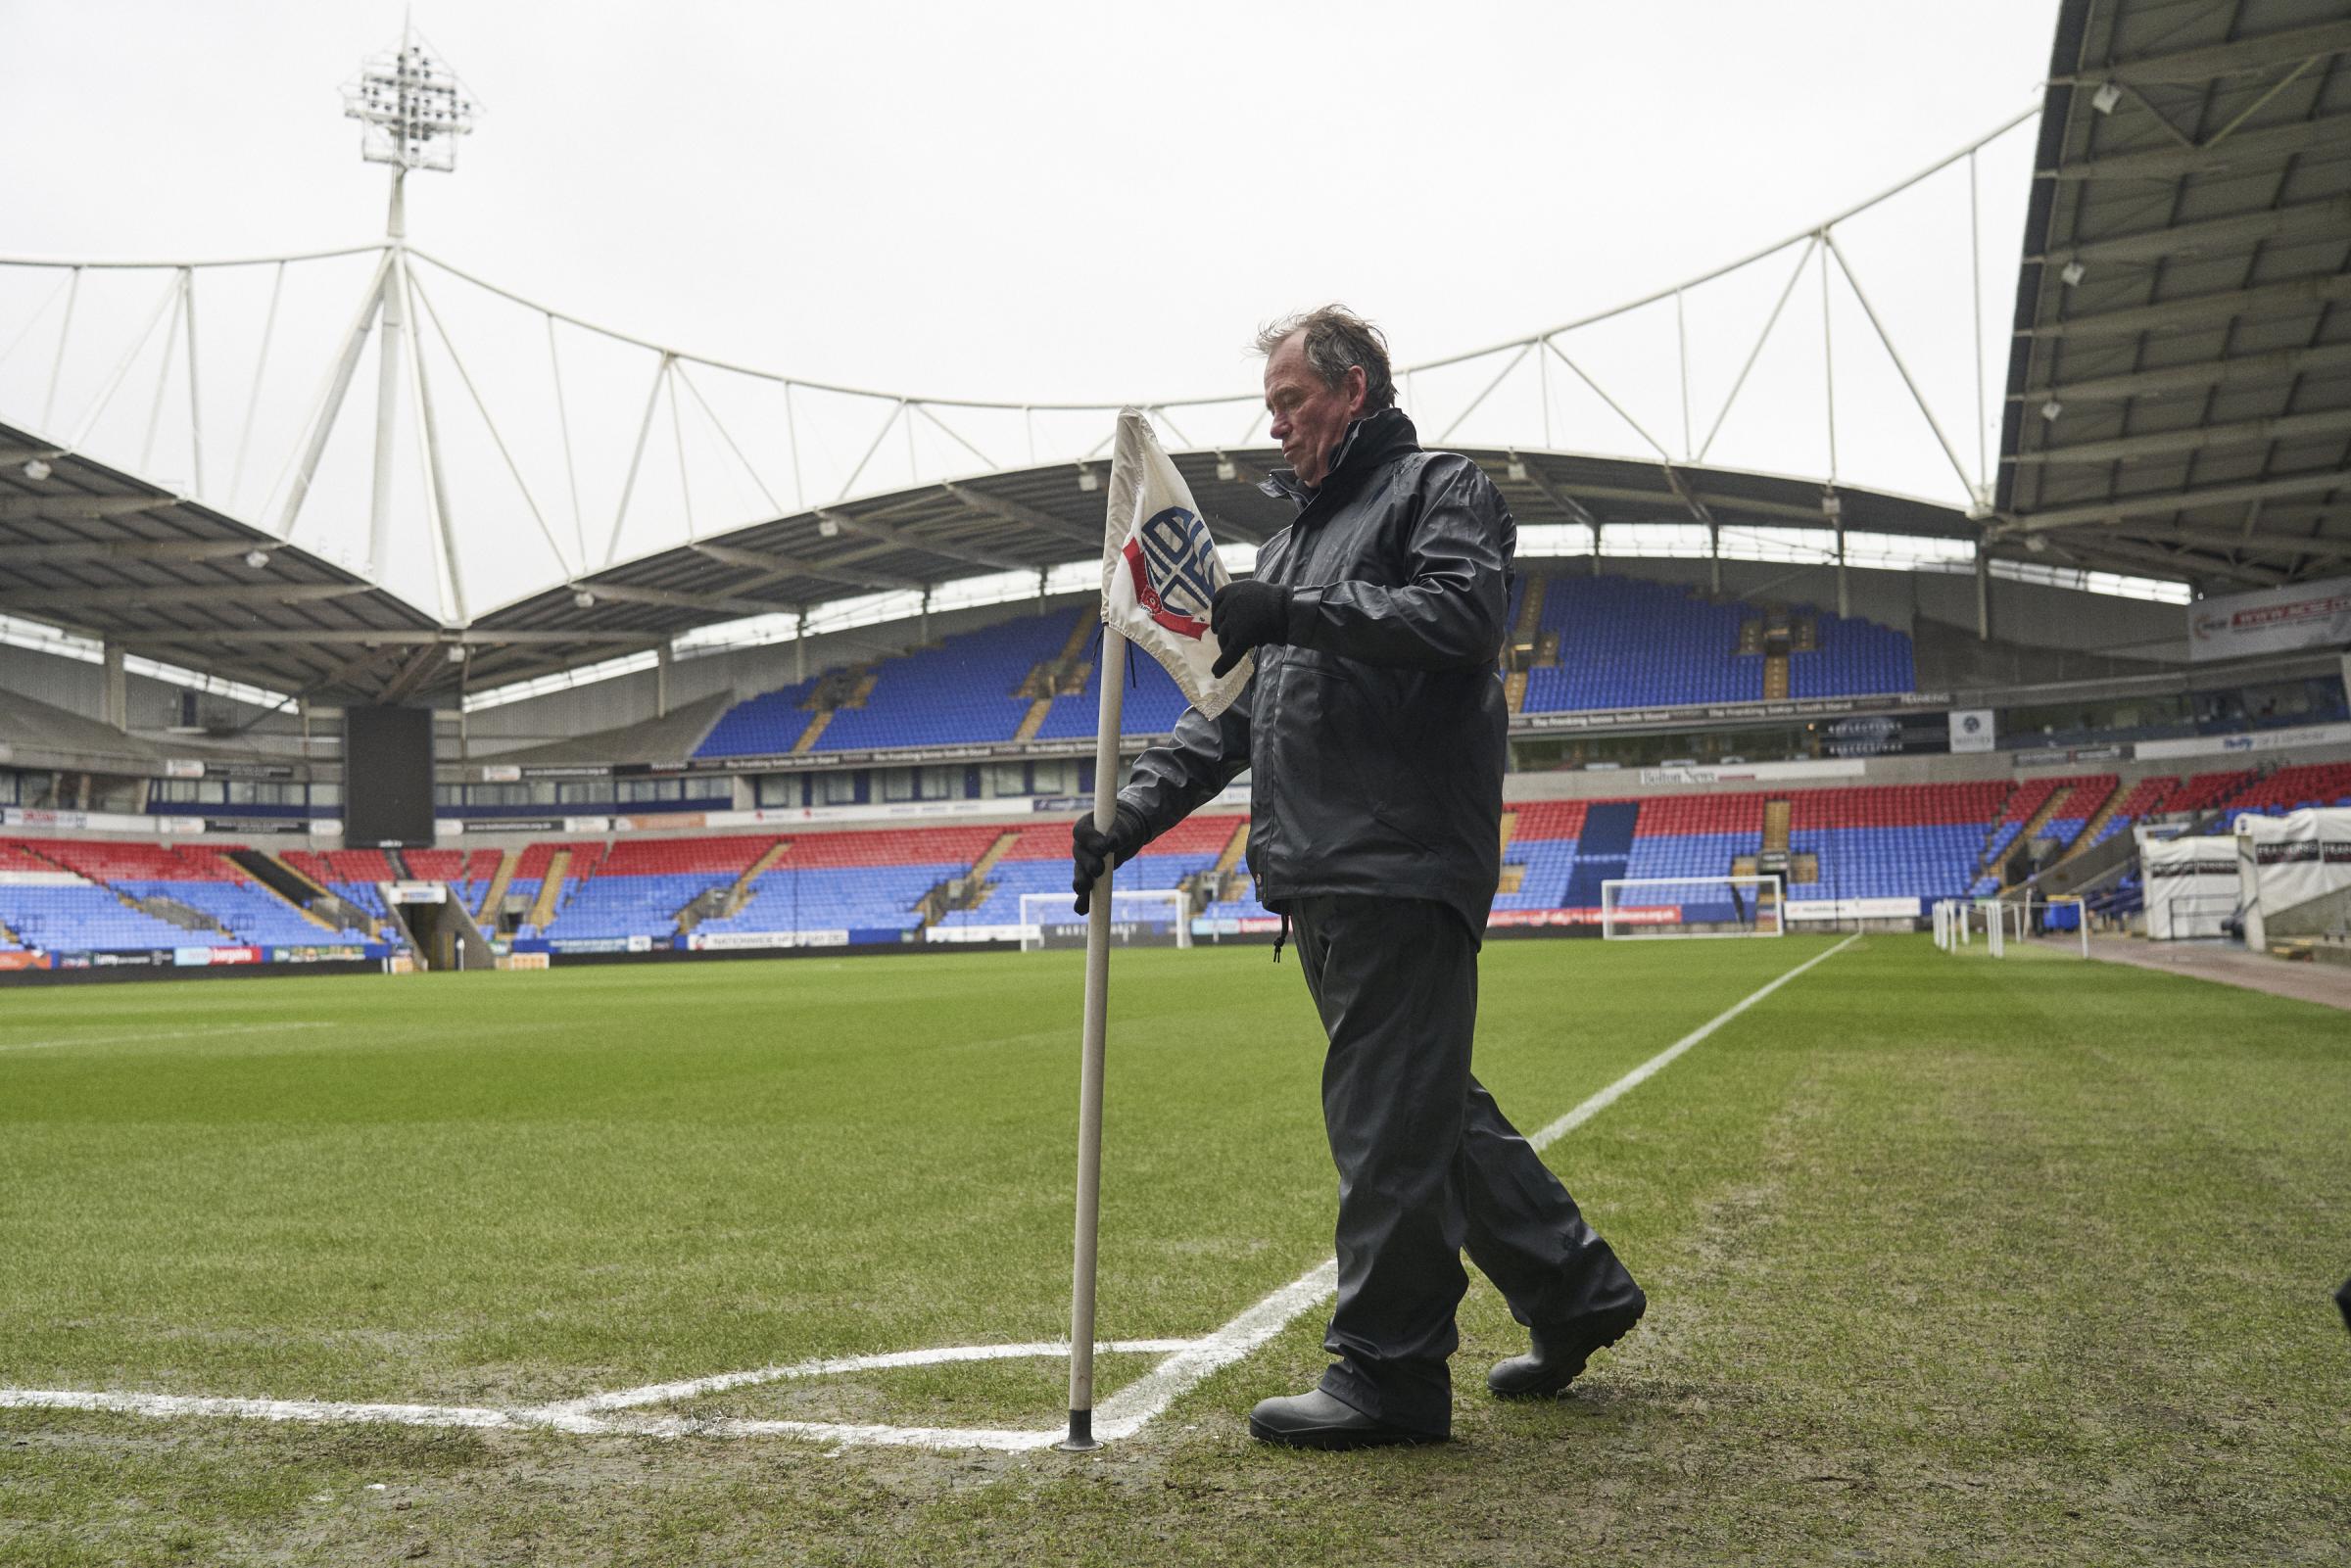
0,1020,337,1054
1089,932,1863,1440
0,935,1859,1449
552,1338,1204,1414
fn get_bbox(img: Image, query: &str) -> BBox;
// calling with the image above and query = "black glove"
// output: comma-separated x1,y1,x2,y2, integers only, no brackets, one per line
1071,803,1147,915
1209,578,1290,678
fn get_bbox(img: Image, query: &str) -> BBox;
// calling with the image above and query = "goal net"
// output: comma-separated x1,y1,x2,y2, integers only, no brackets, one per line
1019,888,1191,951
1599,875,1784,940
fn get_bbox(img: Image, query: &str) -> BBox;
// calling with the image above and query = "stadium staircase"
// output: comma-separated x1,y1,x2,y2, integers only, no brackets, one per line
1563,801,1639,908
2049,778,2123,866
1014,617,1100,741
792,710,836,753
526,849,573,928
475,848,517,922
227,849,352,932
920,831,1025,929
790,668,879,754
691,840,793,931
967,831,1020,884
1504,577,1549,715
1969,784,2022,880
125,889,229,937
1496,811,1523,894
1994,786,2077,889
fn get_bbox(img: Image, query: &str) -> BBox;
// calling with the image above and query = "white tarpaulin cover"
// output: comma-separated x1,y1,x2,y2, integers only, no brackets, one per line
1100,409,1251,719
2138,831,2239,940
2234,807,2351,950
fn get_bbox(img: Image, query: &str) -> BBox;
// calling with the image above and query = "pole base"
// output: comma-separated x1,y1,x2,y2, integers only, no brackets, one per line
1056,1408,1100,1452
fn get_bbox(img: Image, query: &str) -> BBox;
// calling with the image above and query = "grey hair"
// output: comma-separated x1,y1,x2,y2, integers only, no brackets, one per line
1254,305,1397,413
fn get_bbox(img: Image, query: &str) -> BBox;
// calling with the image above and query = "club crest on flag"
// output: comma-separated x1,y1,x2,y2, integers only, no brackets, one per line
1121,506,1218,641
1101,410,1252,718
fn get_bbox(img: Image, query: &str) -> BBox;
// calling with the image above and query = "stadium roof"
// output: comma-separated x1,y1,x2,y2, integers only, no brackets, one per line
1995,0,2351,588
0,420,450,701
0,407,1972,708
474,445,1970,673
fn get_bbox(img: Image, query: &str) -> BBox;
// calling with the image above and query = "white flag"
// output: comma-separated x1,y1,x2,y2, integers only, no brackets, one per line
1101,408,1252,719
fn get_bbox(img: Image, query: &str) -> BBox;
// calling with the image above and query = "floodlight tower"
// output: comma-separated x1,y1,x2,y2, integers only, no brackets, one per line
340,22,477,597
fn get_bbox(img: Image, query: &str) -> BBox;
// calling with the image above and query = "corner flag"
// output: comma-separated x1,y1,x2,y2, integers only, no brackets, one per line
1102,409,1253,716
1062,410,1246,1452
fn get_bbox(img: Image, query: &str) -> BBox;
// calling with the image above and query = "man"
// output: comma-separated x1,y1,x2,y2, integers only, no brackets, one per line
1072,306,1646,1449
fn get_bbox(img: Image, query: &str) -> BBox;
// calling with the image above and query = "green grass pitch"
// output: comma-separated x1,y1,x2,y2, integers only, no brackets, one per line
2,935,2345,1564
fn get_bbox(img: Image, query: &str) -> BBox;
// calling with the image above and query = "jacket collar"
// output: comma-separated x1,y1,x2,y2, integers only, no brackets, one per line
1259,407,1420,510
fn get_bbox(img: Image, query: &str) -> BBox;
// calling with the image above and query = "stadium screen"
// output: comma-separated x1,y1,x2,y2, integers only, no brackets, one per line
342,705,436,847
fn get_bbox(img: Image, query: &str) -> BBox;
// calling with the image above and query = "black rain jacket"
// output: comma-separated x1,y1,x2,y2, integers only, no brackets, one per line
1117,407,1515,934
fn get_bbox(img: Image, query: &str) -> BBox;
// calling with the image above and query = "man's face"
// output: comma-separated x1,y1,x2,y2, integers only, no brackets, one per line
1264,333,1367,489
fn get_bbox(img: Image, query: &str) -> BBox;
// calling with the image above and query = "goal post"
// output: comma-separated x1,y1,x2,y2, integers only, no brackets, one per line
1599,875,1785,940
1019,888,1191,952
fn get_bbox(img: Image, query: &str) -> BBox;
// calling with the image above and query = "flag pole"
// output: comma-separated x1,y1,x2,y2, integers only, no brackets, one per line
1061,620,1127,1452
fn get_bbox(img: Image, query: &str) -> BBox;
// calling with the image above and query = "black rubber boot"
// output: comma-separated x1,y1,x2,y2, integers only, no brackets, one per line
1485,1294,1647,1399
1247,1388,1445,1450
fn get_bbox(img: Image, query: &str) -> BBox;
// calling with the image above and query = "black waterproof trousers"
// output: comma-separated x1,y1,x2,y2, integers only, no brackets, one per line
1289,894,1644,1437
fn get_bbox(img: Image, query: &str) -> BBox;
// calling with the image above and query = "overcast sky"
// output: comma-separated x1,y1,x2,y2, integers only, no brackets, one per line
0,0,2065,612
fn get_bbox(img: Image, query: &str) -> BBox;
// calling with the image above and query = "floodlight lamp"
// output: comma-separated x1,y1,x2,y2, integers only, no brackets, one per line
22,457,51,481
1077,466,1100,493
572,589,597,609
817,517,840,538
1506,457,1528,482
1215,454,1237,482
343,31,480,174
445,644,467,663
2040,399,2063,423
2060,261,2086,286
1820,489,1842,520
2091,81,2122,115
243,548,271,569
2025,535,2048,553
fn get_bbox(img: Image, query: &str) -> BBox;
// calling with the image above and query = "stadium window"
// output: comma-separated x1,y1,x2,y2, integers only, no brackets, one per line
1716,527,1837,566
881,767,917,802
986,762,1029,797
1515,524,1600,559
1032,759,1075,796
1990,558,2190,605
310,783,341,808
920,765,961,801
1841,532,1974,573
556,781,604,806
754,774,800,808
818,771,858,805
1599,522,1712,558
155,779,201,804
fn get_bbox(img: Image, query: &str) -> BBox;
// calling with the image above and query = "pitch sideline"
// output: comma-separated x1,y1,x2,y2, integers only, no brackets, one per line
0,934,1863,1449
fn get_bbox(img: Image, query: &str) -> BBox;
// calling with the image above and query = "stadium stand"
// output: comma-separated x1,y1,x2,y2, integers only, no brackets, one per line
692,675,824,759
2089,776,2179,846
1522,578,1762,712
936,815,1239,929
1035,640,1193,740
815,613,1080,752
703,826,1004,937
0,839,370,949
12,758,2351,957
2219,762,2351,823
1789,610,1915,699
1494,800,1585,912
1789,783,2011,905
686,575,1923,754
